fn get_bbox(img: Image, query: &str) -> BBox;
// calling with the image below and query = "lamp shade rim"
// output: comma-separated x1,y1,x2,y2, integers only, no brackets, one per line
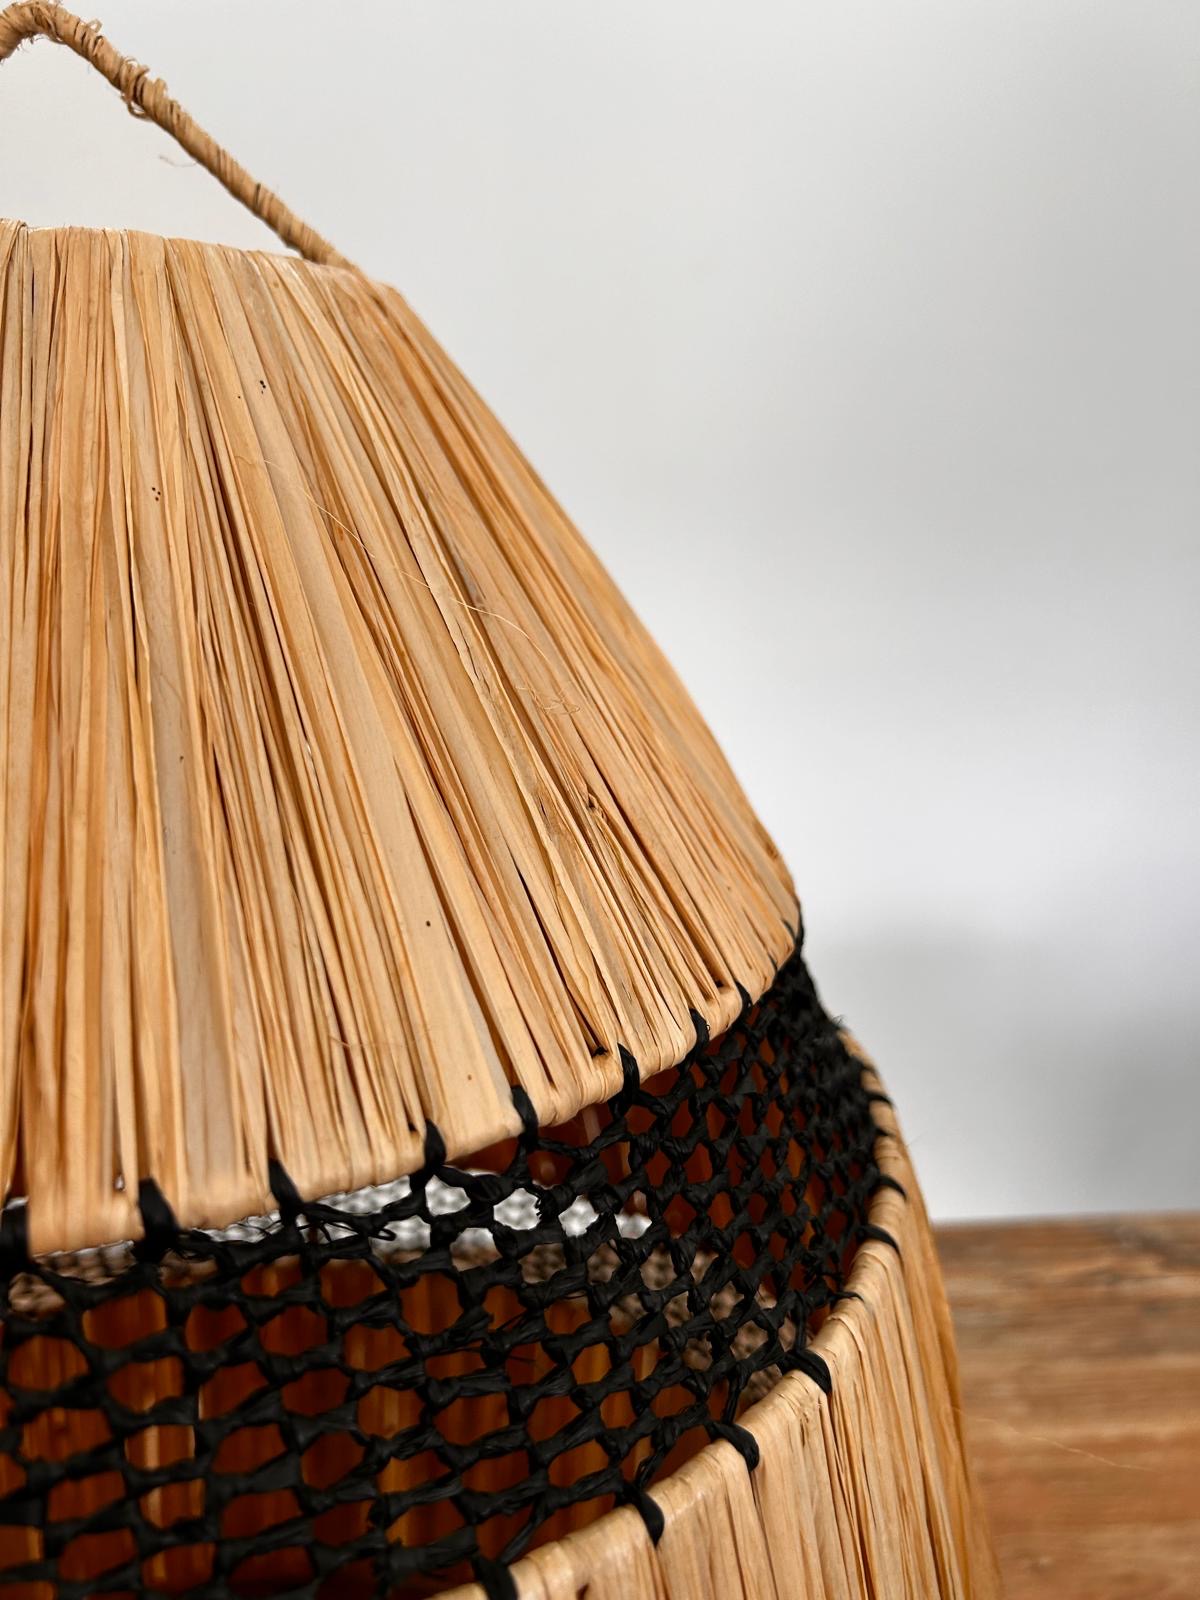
0,214,359,275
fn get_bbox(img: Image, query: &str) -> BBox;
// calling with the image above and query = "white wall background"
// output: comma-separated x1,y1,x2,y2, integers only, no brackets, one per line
2,1,1196,1220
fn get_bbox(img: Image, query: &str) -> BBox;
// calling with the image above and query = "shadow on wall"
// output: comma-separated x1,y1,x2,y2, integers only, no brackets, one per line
810,929,1200,1223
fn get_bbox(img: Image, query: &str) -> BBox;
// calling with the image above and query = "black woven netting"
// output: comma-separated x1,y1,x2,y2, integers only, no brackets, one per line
0,945,884,1600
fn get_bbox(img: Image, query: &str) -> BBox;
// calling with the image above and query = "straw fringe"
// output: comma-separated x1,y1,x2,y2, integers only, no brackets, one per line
0,218,796,1254
442,1066,1003,1600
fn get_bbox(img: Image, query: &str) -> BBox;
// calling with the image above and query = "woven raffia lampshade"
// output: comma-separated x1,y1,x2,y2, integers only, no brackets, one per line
0,9,1001,1599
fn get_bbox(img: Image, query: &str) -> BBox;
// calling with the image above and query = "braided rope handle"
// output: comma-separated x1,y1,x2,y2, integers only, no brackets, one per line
0,2,355,269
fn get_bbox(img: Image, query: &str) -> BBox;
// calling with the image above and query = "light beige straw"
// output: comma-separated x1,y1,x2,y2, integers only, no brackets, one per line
0,2,354,268
0,8,797,1255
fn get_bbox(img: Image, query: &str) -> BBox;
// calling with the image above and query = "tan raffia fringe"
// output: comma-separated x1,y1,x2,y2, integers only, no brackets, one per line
0,3,354,268
440,1059,1003,1600
0,206,796,1255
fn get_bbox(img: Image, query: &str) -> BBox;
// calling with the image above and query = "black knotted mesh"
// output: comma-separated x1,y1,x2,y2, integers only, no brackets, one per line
0,945,882,1599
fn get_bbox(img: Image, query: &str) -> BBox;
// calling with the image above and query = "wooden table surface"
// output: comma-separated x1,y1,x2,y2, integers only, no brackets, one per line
936,1213,1200,1600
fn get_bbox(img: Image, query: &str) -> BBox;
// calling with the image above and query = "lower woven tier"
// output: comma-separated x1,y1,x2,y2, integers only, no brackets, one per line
0,947,883,1598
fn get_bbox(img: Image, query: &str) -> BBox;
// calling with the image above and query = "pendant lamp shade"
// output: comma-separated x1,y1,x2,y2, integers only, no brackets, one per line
0,12,999,1600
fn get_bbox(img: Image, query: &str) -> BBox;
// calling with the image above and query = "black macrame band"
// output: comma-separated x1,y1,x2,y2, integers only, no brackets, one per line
0,945,883,1598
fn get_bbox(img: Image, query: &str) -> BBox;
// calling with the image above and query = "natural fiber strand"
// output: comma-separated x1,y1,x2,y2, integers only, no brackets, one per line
0,3,352,267
439,1070,1003,1600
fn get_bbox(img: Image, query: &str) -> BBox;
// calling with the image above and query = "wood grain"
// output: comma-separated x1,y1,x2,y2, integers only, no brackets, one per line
937,1213,1200,1600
